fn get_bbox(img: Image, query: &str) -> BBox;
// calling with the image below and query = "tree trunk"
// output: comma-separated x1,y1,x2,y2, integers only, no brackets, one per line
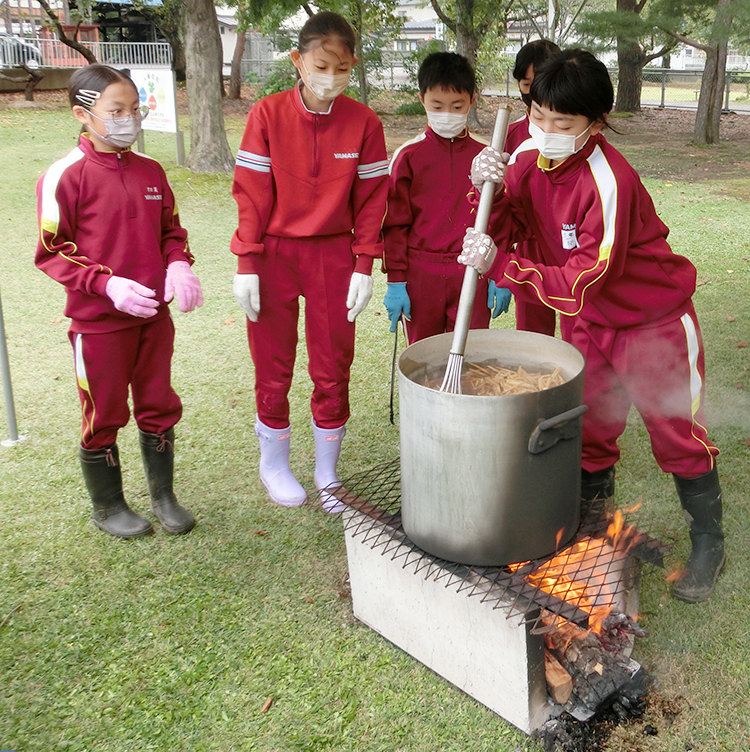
23,65,44,101
228,27,246,100
693,0,734,144
615,43,644,112
354,0,368,106
172,38,187,84
182,0,234,173
455,0,480,126
614,0,644,112
455,0,477,68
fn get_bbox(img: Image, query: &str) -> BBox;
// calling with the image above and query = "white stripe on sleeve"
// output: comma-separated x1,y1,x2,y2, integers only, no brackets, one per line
236,149,272,173
357,159,389,179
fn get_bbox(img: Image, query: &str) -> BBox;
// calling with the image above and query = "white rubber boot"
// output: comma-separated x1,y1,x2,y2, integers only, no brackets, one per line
313,420,347,514
255,418,307,507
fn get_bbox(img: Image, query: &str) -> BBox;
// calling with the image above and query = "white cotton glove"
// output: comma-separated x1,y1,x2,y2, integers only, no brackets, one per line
457,227,498,276
470,146,509,195
164,261,203,313
346,272,373,322
233,273,261,322
105,275,159,318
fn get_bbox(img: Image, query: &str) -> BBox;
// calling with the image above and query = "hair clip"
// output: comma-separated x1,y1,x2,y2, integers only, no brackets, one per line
75,89,101,107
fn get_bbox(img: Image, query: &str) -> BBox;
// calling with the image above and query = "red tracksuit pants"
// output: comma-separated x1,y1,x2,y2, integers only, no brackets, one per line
69,316,182,450
404,249,490,344
247,234,355,431
569,306,719,478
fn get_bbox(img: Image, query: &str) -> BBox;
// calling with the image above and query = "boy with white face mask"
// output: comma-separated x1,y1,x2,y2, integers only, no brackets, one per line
382,52,511,343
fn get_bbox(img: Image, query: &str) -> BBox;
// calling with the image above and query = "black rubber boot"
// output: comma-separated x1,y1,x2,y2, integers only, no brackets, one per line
672,467,725,603
80,445,154,539
580,465,615,522
581,466,615,501
139,428,195,535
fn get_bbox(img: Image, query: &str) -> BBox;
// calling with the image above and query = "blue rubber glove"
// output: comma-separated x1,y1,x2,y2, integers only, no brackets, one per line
487,280,511,319
383,282,411,332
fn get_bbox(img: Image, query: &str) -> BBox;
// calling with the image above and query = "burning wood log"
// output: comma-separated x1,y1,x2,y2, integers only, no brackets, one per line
544,650,574,705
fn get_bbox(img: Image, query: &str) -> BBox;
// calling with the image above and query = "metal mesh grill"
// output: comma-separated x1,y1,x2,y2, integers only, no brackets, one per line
319,459,669,634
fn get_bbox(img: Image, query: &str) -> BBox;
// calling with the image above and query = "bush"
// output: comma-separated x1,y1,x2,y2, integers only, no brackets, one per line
260,56,297,97
394,100,425,115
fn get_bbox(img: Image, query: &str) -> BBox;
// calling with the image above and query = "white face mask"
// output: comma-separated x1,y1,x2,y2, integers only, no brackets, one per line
300,57,351,101
529,120,593,161
86,109,142,149
427,111,468,139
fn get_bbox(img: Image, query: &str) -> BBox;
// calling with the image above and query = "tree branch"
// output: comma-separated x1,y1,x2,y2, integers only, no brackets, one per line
36,0,98,63
516,0,547,40
560,0,589,44
430,0,455,34
659,27,711,54
643,39,677,65
301,2,314,17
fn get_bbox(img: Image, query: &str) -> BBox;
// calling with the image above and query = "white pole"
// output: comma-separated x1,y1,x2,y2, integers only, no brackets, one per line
0,290,22,447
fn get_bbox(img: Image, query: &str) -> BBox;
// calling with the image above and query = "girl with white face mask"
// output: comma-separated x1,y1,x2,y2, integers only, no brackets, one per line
35,64,203,540
461,49,724,604
231,12,389,511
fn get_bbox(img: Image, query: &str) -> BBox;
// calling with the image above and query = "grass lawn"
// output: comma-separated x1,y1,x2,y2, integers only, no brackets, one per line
1,95,750,752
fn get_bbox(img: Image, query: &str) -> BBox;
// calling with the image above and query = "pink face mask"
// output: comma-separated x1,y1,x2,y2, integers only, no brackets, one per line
85,108,145,149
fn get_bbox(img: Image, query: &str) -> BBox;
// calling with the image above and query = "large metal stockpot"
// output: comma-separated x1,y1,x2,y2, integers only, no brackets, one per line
398,329,586,567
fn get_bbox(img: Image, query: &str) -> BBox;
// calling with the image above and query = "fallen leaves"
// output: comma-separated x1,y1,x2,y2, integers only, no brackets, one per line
744,437,750,447
735,342,748,349
261,697,273,713
223,317,236,325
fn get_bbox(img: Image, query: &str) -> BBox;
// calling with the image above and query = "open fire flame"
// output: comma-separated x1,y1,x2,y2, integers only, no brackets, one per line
509,506,642,636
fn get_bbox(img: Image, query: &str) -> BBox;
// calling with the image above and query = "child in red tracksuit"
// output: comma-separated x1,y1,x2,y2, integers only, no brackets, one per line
231,12,388,511
505,39,560,338
381,52,511,343
462,49,724,603
35,64,203,539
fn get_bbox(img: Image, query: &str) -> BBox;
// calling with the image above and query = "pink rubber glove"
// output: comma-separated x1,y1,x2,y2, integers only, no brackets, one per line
164,261,203,313
105,275,159,318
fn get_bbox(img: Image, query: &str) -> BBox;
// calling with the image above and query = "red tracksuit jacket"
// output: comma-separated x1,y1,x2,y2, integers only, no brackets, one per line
35,135,192,334
505,113,530,154
493,133,696,329
231,82,389,276
382,126,497,282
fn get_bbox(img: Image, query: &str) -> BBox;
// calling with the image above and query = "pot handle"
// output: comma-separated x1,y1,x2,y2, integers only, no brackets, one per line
527,404,588,455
